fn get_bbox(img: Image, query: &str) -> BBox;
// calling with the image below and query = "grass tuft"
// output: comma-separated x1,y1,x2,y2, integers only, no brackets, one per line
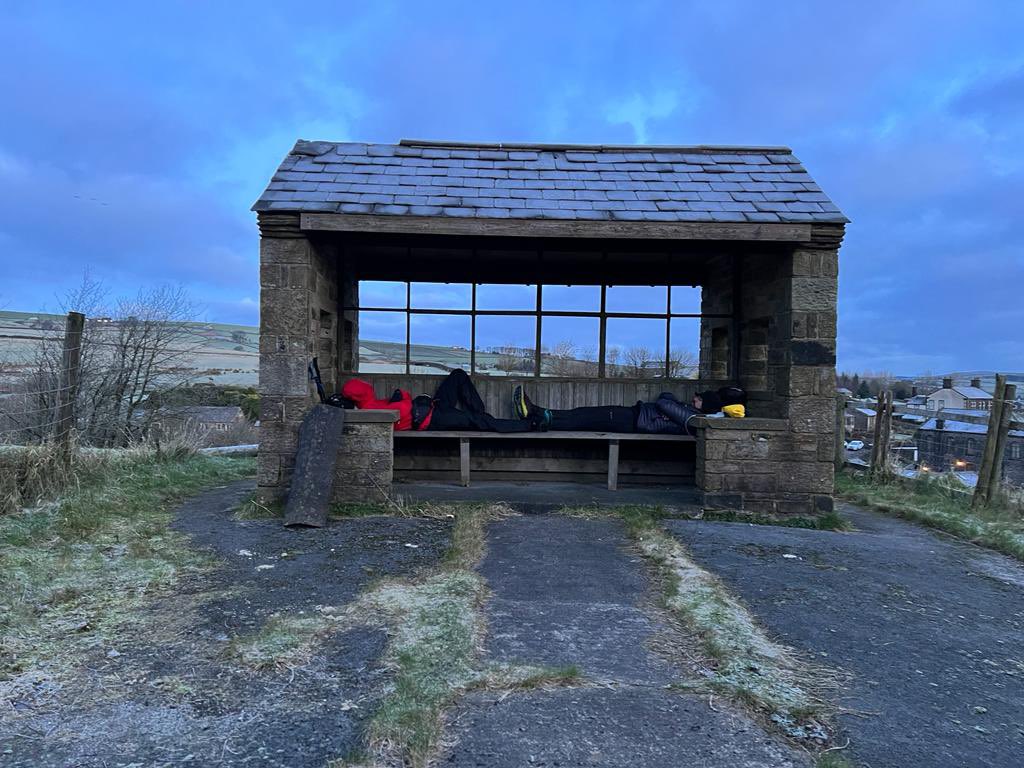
235,493,283,520
612,506,839,743
700,508,851,531
228,612,333,670
318,503,577,768
816,751,856,768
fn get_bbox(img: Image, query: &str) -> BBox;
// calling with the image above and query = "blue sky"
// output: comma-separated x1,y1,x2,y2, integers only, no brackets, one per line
1,1,1021,374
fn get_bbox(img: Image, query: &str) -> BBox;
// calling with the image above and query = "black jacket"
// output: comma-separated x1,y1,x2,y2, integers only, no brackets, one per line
635,393,702,435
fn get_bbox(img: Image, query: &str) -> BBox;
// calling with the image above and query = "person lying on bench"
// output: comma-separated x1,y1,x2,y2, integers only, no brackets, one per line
341,369,542,432
511,384,746,435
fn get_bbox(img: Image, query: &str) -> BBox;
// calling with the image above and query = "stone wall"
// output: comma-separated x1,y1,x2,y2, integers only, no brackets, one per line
697,417,834,515
332,410,397,503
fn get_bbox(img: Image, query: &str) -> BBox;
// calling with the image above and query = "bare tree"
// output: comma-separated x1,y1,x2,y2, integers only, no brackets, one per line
623,346,659,378
19,274,200,447
667,348,698,379
546,340,578,377
605,346,621,375
495,344,533,375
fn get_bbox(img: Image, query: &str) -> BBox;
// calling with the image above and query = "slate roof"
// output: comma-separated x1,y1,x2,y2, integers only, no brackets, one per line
952,386,992,399
920,418,1024,438
927,386,992,400
252,140,848,224
156,406,246,424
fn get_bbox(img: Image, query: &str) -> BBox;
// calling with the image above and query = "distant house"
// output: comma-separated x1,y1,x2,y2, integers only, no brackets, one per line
847,407,876,435
144,405,247,436
926,377,993,412
836,387,853,397
917,417,1024,483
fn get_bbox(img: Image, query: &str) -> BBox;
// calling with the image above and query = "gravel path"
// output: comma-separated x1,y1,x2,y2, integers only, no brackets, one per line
1,480,453,768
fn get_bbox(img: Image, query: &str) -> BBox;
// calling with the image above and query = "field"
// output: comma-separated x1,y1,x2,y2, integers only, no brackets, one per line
0,310,260,389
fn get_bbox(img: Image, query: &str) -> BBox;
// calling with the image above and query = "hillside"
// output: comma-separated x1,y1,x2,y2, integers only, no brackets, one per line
0,310,260,388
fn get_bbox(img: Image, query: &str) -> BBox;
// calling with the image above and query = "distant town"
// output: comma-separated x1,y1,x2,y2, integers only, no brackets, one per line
840,374,1024,487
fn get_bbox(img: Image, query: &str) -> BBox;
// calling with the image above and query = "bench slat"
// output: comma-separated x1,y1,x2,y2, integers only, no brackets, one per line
394,430,695,441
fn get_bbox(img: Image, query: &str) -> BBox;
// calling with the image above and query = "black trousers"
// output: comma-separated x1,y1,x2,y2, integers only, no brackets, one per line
426,369,534,433
548,404,637,433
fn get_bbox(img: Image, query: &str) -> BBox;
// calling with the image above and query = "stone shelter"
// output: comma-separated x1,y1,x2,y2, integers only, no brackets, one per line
253,139,847,515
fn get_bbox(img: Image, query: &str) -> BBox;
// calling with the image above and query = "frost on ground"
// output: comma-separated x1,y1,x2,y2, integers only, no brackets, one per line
635,525,838,741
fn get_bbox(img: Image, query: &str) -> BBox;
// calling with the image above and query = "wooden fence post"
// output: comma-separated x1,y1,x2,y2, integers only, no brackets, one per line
879,390,893,478
973,374,1006,510
869,393,884,478
985,382,1017,506
55,311,85,467
870,390,893,479
835,393,847,471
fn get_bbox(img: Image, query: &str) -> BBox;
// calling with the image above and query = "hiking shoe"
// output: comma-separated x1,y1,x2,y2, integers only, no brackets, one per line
513,384,529,419
529,408,551,432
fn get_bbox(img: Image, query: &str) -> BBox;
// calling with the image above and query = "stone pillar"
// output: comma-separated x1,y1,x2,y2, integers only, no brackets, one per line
696,225,843,517
774,246,840,511
257,215,341,503
258,226,316,504
338,270,359,374
332,410,397,503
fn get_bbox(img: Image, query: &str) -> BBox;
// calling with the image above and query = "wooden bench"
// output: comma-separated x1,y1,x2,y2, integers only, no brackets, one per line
394,430,696,490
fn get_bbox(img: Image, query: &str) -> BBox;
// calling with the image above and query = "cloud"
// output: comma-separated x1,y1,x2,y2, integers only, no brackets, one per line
604,89,682,144
1,0,1023,374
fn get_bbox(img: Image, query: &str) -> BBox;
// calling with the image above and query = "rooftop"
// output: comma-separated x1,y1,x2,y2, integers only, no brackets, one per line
920,418,1024,437
253,139,848,225
952,386,993,399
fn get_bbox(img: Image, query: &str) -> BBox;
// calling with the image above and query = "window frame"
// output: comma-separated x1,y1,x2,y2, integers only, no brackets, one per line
348,282,722,379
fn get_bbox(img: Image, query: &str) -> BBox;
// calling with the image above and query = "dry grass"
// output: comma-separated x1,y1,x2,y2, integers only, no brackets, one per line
0,443,83,516
0,451,255,679
837,470,1024,562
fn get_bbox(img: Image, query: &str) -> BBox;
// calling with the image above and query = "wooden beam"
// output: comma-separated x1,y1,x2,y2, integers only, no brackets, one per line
301,212,816,243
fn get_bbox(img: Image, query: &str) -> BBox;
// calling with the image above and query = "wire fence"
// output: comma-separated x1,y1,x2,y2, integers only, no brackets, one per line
0,321,78,444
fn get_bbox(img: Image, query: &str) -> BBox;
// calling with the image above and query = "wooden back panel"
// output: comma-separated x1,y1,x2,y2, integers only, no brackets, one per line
348,373,706,418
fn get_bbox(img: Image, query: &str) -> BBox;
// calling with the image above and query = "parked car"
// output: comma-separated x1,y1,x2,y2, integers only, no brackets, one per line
845,440,865,451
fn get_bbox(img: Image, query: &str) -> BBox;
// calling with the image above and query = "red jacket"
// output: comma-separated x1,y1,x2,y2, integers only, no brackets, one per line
340,379,413,431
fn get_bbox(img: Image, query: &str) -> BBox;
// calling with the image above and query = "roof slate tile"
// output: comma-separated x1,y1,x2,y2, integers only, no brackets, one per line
254,141,848,224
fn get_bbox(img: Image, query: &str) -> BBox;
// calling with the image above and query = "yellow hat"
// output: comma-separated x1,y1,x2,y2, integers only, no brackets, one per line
723,404,745,418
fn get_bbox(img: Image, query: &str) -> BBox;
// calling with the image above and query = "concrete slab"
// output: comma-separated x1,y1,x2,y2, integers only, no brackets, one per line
479,516,677,684
664,503,1024,768
445,688,809,768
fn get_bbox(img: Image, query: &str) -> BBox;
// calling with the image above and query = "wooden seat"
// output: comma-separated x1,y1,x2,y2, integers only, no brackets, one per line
394,430,696,490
